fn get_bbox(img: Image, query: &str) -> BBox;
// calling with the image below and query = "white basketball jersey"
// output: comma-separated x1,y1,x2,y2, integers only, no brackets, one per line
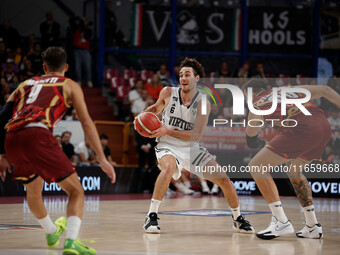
158,87,201,147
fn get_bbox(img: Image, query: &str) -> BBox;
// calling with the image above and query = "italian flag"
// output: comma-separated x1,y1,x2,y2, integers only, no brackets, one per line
131,4,143,46
232,9,241,51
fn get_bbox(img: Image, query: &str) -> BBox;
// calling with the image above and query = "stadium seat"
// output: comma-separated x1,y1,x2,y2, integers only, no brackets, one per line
110,77,126,90
296,74,308,85
104,69,120,82
123,69,138,80
140,70,154,83
276,74,291,86
116,83,131,103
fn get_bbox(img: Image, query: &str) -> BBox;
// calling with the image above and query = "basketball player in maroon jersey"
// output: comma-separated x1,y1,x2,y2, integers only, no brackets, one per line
0,47,115,255
244,79,340,239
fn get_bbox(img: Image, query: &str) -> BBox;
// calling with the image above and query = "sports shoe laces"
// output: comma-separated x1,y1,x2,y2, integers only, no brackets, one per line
149,213,159,221
237,216,251,227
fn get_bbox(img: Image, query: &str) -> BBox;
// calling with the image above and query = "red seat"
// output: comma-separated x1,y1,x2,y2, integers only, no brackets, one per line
104,69,120,82
296,74,308,85
128,77,136,88
123,69,138,80
110,77,126,90
116,84,131,103
140,70,154,83
276,74,291,86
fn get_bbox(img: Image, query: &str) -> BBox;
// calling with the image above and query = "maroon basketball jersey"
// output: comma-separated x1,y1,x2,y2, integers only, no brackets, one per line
252,87,321,128
6,76,71,131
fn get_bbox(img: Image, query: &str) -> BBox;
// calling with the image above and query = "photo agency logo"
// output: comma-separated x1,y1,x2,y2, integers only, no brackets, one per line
198,80,312,128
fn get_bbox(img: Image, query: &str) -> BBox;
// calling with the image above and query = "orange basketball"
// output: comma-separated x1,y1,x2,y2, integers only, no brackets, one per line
135,112,160,137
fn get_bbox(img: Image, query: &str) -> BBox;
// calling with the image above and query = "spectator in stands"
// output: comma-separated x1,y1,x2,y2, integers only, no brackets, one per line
61,131,78,167
75,137,97,166
327,108,340,130
0,20,20,50
135,131,157,170
0,41,7,64
105,0,128,48
70,16,93,88
129,79,144,105
23,34,36,56
54,135,62,148
100,134,117,166
1,77,11,101
144,74,163,100
253,62,268,84
132,88,150,117
13,47,23,66
253,63,266,78
2,58,18,84
236,60,251,78
218,61,232,77
19,59,35,80
157,64,172,87
25,42,43,75
40,11,61,50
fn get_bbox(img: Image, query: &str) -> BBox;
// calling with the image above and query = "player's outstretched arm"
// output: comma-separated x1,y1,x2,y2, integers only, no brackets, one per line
297,85,340,108
68,81,116,183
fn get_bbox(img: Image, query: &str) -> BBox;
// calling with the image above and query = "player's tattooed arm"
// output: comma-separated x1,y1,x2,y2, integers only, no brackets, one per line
287,169,313,207
297,85,340,108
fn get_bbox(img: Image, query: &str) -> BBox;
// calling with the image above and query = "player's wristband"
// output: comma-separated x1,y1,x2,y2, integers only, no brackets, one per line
246,134,265,149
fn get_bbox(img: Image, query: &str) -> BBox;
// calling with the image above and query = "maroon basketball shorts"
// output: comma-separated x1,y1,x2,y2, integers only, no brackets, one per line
5,127,76,184
267,110,331,161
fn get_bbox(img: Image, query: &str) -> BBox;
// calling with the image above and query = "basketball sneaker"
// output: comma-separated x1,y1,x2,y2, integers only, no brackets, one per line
46,216,67,248
144,212,161,233
63,238,96,255
296,223,323,239
256,216,294,239
232,215,255,233
210,184,219,195
175,182,195,195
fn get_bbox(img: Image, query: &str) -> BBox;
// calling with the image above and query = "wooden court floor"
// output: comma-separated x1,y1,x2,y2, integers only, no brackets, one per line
0,194,339,255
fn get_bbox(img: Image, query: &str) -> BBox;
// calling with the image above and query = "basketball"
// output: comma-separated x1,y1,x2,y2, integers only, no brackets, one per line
135,112,160,137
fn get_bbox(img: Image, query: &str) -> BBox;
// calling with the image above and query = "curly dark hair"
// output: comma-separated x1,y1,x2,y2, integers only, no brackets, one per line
179,57,205,78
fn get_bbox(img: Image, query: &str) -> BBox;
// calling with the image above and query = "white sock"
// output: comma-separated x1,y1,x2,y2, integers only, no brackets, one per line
201,181,209,190
303,205,318,227
37,215,57,234
269,201,288,223
148,198,162,215
184,181,191,188
230,206,241,219
66,216,81,240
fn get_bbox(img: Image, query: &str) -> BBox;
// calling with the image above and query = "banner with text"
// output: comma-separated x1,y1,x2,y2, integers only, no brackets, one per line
131,4,241,51
247,7,312,54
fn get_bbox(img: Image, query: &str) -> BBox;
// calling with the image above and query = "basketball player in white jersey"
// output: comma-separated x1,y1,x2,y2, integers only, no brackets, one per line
135,58,255,234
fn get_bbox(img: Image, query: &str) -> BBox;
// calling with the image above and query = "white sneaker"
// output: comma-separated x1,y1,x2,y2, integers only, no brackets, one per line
296,223,323,239
210,184,219,195
165,188,176,196
144,212,160,233
201,185,210,195
175,183,195,195
256,216,294,239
